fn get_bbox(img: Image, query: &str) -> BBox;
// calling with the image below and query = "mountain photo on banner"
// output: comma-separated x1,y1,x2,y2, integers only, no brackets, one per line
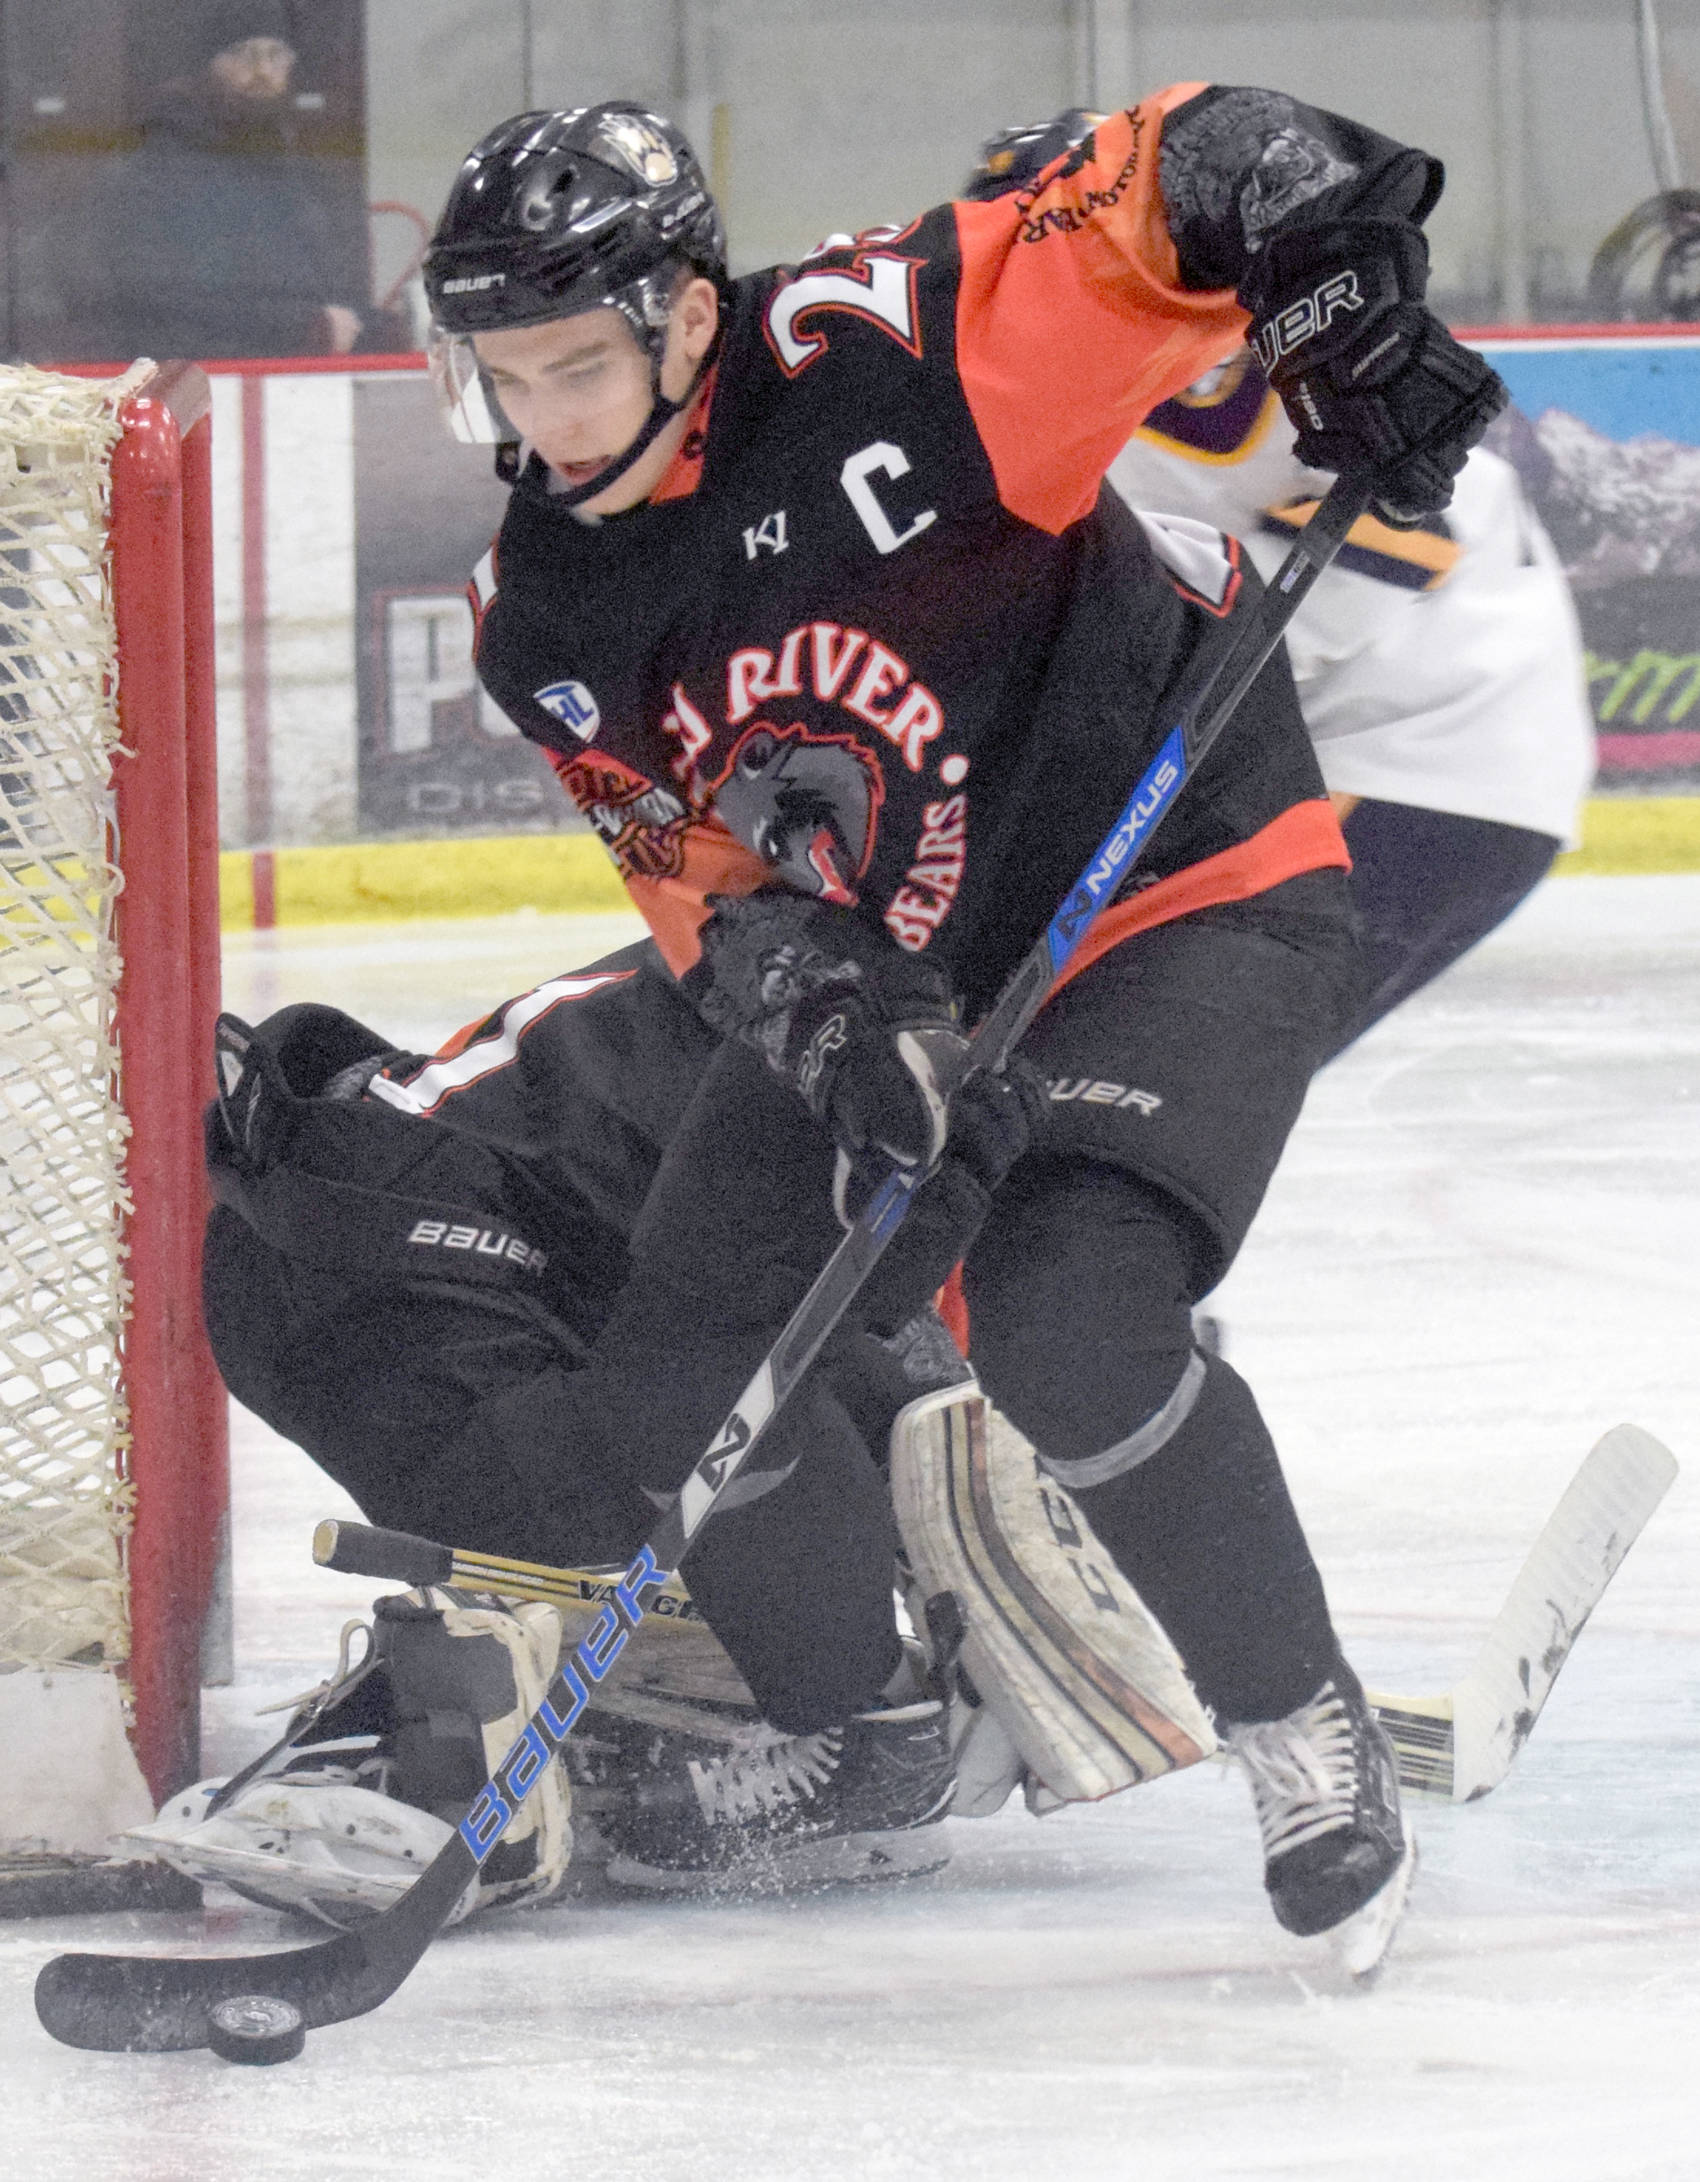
1483,338,1700,792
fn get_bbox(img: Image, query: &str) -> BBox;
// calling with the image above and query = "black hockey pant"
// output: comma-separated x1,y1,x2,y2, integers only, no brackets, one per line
578,865,1361,1731
1332,800,1561,1055
963,867,1362,1724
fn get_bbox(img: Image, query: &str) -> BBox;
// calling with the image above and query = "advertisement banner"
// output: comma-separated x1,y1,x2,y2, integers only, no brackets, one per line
1481,332,1700,792
211,359,578,852
213,341,1700,851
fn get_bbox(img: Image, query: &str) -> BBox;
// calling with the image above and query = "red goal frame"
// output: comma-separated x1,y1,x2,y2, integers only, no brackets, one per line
107,361,229,1805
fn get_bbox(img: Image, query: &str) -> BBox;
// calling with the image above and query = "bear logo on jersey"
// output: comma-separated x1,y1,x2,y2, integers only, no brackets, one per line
533,679,601,742
711,723,884,906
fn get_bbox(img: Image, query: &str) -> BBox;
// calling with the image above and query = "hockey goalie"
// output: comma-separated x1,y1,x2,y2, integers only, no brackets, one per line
132,935,1393,1976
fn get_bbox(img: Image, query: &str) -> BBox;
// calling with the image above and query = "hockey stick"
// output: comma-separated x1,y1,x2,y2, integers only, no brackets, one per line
310,1517,706,1624
35,476,1373,2054
1366,1423,1677,1801
316,1419,1679,1803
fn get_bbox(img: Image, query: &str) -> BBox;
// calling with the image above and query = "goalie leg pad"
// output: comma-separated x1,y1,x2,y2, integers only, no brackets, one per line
125,1589,572,1926
891,1387,1216,1807
134,1771,469,1928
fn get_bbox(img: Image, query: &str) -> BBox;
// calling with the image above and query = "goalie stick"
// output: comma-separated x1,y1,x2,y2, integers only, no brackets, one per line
34,475,1373,2055
313,1419,1678,1804
308,1517,706,1623
1366,1424,1677,1802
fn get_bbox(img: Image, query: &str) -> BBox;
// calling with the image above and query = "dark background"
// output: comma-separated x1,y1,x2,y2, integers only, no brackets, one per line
352,374,575,836
0,0,368,360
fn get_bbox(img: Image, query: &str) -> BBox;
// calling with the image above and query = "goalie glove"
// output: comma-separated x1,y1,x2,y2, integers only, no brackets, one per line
693,891,969,1176
1241,219,1507,523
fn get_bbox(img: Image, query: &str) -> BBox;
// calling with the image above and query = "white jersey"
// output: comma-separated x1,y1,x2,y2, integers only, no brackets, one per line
1107,357,1596,845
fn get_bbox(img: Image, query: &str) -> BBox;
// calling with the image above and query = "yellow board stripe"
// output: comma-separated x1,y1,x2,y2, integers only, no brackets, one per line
1553,796,1700,874
214,800,1700,930
219,830,628,928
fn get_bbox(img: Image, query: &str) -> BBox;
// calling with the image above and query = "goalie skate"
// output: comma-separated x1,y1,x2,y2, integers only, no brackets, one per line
133,1764,472,1928
890,1385,1215,1810
575,1699,955,1894
124,1589,572,1928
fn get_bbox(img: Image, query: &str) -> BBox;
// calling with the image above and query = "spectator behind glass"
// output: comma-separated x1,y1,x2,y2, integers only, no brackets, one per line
58,1,365,362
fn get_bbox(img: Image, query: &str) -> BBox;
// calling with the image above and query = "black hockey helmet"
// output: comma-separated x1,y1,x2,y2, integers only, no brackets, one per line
425,103,724,338
423,102,726,489
961,110,1104,201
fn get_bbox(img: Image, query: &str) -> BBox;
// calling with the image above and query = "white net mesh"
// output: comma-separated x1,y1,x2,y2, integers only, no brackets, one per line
0,364,149,1682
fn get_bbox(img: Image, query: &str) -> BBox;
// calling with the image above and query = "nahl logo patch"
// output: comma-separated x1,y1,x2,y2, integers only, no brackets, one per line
408,1219,547,1275
533,679,601,741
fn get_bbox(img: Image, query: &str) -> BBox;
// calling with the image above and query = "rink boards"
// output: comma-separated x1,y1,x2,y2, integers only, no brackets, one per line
204,334,1700,882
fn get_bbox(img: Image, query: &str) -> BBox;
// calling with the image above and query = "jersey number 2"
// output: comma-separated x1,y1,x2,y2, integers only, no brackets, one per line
764,254,923,376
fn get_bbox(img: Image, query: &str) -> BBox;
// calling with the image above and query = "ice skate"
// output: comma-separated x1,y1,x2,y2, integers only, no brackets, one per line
577,1698,956,1894
1225,1659,1416,1977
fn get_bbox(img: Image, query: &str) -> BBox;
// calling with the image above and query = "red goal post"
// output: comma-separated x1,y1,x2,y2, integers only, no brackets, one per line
0,359,228,1891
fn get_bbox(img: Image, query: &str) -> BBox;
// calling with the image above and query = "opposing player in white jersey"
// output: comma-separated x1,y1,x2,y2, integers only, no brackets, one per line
971,117,1595,1051
1113,377,1593,1047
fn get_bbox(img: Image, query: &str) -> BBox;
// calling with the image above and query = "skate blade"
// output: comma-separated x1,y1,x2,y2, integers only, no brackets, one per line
1330,1834,1418,1983
605,1825,952,1897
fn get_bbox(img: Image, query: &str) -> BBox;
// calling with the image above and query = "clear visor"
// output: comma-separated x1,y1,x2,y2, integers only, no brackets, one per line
426,324,518,445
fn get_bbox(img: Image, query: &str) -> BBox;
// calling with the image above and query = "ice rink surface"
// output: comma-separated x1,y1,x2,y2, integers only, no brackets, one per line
4,876,1697,2181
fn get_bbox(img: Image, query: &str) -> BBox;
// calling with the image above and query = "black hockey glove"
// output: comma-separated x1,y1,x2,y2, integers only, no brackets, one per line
832,1048,1045,1225
1240,220,1507,522
693,891,968,1176
847,1053,1049,1336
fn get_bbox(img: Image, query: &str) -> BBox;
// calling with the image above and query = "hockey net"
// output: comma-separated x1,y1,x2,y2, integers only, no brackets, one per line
0,361,226,1909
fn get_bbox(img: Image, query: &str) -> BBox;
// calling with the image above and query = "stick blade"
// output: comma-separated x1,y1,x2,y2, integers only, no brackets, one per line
1368,1691,1457,1801
33,1838,476,2050
34,1932,372,2052
1451,1424,1678,1801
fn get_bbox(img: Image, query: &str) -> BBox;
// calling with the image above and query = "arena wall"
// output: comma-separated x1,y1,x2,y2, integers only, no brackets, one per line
206,333,1700,925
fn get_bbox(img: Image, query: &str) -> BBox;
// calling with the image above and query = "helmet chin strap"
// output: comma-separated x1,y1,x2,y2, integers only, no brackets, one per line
540,321,723,510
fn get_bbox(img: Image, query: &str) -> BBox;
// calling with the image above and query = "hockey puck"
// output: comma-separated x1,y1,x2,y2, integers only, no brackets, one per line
207,1993,307,2065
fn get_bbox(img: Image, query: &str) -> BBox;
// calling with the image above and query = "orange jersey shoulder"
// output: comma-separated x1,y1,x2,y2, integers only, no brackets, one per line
953,89,1252,533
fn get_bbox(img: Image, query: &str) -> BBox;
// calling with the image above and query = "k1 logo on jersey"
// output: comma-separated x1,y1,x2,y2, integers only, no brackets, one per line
764,253,924,376
743,510,789,559
533,679,601,741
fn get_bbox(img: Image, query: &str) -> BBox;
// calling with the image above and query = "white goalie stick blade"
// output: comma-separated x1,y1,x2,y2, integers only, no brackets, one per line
1367,1425,1679,1802
890,1386,1216,1805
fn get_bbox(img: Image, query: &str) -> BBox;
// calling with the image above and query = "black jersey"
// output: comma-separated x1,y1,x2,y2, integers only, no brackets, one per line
366,940,714,1254
475,88,1428,1013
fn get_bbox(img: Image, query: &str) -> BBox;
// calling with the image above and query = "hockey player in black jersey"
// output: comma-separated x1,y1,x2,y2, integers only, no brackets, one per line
426,87,1506,1948
213,88,1505,1953
191,949,986,1909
